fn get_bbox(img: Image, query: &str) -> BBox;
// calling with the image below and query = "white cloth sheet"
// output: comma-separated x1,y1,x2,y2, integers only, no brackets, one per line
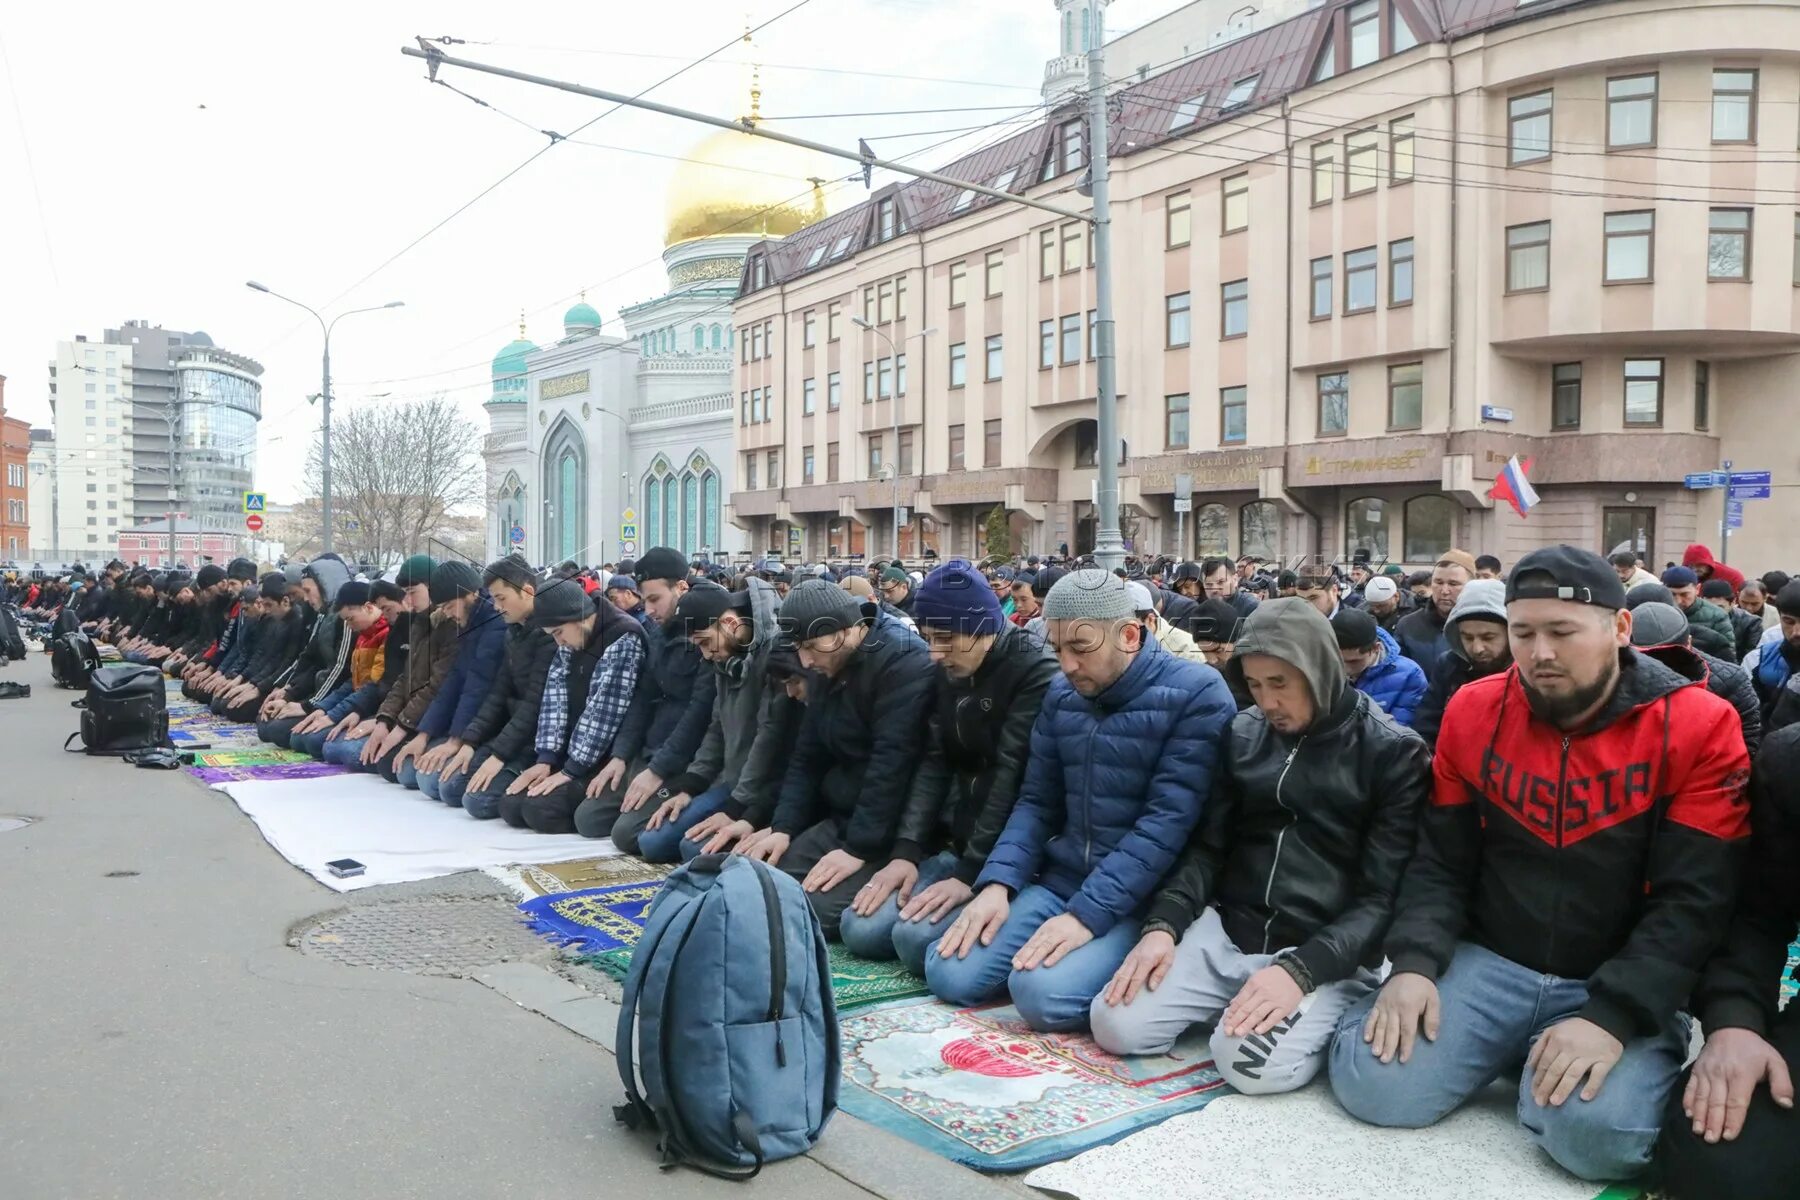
213,775,617,892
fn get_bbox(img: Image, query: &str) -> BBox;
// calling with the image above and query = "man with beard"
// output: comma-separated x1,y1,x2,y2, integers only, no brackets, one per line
1394,551,1475,672
1411,579,1509,747
1361,575,1412,635
1330,546,1752,1183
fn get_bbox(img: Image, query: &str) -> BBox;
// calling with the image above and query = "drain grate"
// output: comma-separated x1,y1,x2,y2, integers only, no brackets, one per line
297,896,552,975
0,816,35,834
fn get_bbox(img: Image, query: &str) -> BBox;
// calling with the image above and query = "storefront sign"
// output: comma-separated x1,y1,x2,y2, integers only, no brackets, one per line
540,370,590,401
1135,450,1268,493
1301,447,1430,477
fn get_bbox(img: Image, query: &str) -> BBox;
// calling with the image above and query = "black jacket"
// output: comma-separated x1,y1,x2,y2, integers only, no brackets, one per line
891,626,1058,885
772,615,937,858
1728,605,1763,665
612,617,716,779
1394,603,1451,671
1146,687,1431,987
276,613,348,707
244,604,312,689
1368,593,1415,635
462,622,558,768
1412,651,1509,748
1691,724,1800,1036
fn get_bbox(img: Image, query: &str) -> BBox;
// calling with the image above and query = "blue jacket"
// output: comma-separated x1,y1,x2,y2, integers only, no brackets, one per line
977,640,1236,936
417,593,508,739
1353,626,1429,728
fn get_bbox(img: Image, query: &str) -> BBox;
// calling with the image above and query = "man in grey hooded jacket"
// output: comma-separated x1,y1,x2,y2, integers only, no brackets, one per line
1410,579,1511,748
611,577,801,861
1091,597,1430,1095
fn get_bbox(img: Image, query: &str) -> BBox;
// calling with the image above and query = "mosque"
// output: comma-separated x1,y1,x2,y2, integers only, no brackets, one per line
480,86,831,565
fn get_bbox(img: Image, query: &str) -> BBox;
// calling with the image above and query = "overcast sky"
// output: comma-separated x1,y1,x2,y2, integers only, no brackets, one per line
0,0,1184,502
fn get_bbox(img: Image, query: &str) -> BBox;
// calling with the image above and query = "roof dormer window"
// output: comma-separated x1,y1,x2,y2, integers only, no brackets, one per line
1169,94,1207,131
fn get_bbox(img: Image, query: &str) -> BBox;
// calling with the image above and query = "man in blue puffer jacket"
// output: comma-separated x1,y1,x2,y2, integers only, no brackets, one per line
927,569,1237,1031
1333,609,1427,728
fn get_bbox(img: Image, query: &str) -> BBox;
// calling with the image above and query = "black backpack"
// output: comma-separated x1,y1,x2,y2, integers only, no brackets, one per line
51,608,80,637
51,631,102,689
64,663,169,756
0,604,25,662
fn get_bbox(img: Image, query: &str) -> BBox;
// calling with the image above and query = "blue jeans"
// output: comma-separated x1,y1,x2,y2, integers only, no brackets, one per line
291,726,330,760
923,883,1142,1032
1328,941,1689,1182
840,850,962,974
630,784,733,863
322,735,370,768
461,763,522,822
419,764,471,807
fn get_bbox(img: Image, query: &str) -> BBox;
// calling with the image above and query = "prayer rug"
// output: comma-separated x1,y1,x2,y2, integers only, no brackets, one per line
838,996,1226,1172
518,882,663,955
1024,1083,1643,1199
189,749,315,767
502,856,674,897
190,762,348,784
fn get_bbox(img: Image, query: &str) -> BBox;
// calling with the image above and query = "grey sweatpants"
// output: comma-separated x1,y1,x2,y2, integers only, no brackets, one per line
1088,907,1380,1095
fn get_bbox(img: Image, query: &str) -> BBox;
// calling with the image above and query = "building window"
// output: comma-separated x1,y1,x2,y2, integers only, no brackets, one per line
739,391,749,425
949,261,968,307
827,371,842,411
1318,372,1350,436
801,310,817,348
1695,361,1711,431
985,249,1004,297
1040,320,1056,369
1624,358,1664,426
1506,221,1551,292
1220,386,1247,445
1312,38,1337,84
948,342,967,388
744,454,758,491
1604,211,1654,282
1346,497,1390,561
1220,280,1248,339
948,424,965,470
1167,190,1192,247
1061,314,1082,365
1311,143,1335,205
1039,228,1057,278
877,281,894,324
1166,292,1192,347
864,362,875,403
877,358,894,400
985,335,1004,381
1552,362,1582,430
1509,91,1553,164
1403,496,1456,563
984,419,1002,467
1310,256,1333,319
877,197,899,241
1220,74,1259,111
1074,421,1098,467
827,303,842,341
1165,393,1190,449
898,431,915,476
1712,69,1757,143
1708,208,1752,280
867,434,884,476
1388,362,1423,430
1061,222,1086,273
1348,0,1378,69
896,353,908,396
1193,503,1229,556
1242,500,1281,560
827,441,840,482
802,377,817,415
1607,75,1657,149
1344,248,1378,313
1345,128,1380,195
1390,116,1415,182
1221,174,1248,233
803,447,815,485
1392,2,1420,51
1602,507,1655,564
1389,238,1415,305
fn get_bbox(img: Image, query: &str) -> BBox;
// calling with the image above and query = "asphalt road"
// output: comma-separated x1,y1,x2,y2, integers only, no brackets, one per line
0,652,1000,1200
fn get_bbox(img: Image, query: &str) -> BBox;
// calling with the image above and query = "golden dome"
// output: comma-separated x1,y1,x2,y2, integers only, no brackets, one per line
664,125,835,248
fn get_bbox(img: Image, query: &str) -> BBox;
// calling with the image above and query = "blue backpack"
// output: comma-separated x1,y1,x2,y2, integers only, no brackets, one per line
615,854,839,1178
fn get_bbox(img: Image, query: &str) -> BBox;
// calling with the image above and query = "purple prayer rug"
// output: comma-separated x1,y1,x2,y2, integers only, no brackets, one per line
190,762,348,784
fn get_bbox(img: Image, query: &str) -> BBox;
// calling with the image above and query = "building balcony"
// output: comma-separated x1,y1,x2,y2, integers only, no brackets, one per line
484,428,527,454
630,392,731,430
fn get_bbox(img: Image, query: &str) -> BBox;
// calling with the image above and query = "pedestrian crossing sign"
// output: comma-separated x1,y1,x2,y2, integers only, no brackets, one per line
243,492,266,514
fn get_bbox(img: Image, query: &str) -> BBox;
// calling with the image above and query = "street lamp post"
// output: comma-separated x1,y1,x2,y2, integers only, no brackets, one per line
245,283,403,553
852,317,935,561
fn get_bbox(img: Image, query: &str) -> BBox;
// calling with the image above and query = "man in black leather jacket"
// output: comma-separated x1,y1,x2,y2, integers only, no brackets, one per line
839,560,1057,971
1091,597,1430,1095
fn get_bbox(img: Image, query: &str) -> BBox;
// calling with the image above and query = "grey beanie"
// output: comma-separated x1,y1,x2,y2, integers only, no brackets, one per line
1629,601,1692,648
428,560,481,604
778,578,873,642
1042,569,1135,623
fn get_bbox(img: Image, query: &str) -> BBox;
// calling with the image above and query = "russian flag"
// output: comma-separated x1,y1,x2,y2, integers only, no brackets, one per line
1489,455,1540,517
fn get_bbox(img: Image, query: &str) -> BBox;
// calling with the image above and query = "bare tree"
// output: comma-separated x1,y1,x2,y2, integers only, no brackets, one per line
301,396,482,567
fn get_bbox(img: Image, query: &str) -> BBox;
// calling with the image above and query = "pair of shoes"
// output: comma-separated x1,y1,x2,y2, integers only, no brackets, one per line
0,681,28,699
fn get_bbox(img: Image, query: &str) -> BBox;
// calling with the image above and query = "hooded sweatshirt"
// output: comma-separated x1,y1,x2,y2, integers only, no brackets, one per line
1411,579,1509,746
1683,543,1746,593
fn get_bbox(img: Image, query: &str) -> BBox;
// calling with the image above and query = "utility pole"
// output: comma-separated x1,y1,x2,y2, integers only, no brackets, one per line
1086,35,1123,572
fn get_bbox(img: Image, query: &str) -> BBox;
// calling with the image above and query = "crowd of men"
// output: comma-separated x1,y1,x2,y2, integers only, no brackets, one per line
6,537,1797,1197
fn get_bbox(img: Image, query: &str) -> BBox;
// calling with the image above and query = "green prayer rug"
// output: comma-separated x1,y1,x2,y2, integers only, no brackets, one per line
577,941,928,1010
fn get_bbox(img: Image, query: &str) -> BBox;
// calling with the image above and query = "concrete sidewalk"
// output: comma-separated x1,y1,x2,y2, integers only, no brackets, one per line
0,654,1014,1200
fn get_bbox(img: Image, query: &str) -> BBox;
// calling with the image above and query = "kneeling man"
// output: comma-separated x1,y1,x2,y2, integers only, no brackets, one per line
1092,598,1429,1093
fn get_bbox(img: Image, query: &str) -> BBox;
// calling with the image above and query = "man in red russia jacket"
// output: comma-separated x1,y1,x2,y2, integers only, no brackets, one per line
1329,545,1751,1183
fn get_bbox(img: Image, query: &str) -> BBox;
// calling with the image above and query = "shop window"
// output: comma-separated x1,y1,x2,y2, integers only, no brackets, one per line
1403,495,1456,563
1345,497,1391,562
1195,503,1229,557
1602,507,1655,563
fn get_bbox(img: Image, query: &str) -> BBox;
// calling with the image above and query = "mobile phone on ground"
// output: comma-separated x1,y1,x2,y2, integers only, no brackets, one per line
326,858,366,878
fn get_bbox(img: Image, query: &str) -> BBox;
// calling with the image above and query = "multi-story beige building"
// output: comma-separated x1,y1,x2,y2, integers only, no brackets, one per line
729,0,1800,571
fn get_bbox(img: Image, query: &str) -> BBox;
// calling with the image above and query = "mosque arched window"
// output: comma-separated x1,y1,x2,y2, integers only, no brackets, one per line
692,324,705,352
710,324,723,350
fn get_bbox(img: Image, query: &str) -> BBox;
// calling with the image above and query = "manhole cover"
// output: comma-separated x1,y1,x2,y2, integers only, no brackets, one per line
0,816,34,834
297,897,549,975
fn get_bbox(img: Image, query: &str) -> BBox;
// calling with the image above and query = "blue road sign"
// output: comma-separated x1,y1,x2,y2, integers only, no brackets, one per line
1730,470,1771,486
1683,472,1718,489
509,524,526,545
1729,483,1771,500
1727,500,1744,530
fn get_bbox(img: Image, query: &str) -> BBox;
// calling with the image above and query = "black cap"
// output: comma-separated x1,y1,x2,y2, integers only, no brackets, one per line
634,547,686,584
531,578,596,628
1505,545,1628,611
1192,598,1243,644
670,581,737,637
1332,607,1381,650
227,557,258,581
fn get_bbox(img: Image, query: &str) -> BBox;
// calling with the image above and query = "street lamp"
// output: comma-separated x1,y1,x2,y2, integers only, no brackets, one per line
245,282,403,553
851,317,936,560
